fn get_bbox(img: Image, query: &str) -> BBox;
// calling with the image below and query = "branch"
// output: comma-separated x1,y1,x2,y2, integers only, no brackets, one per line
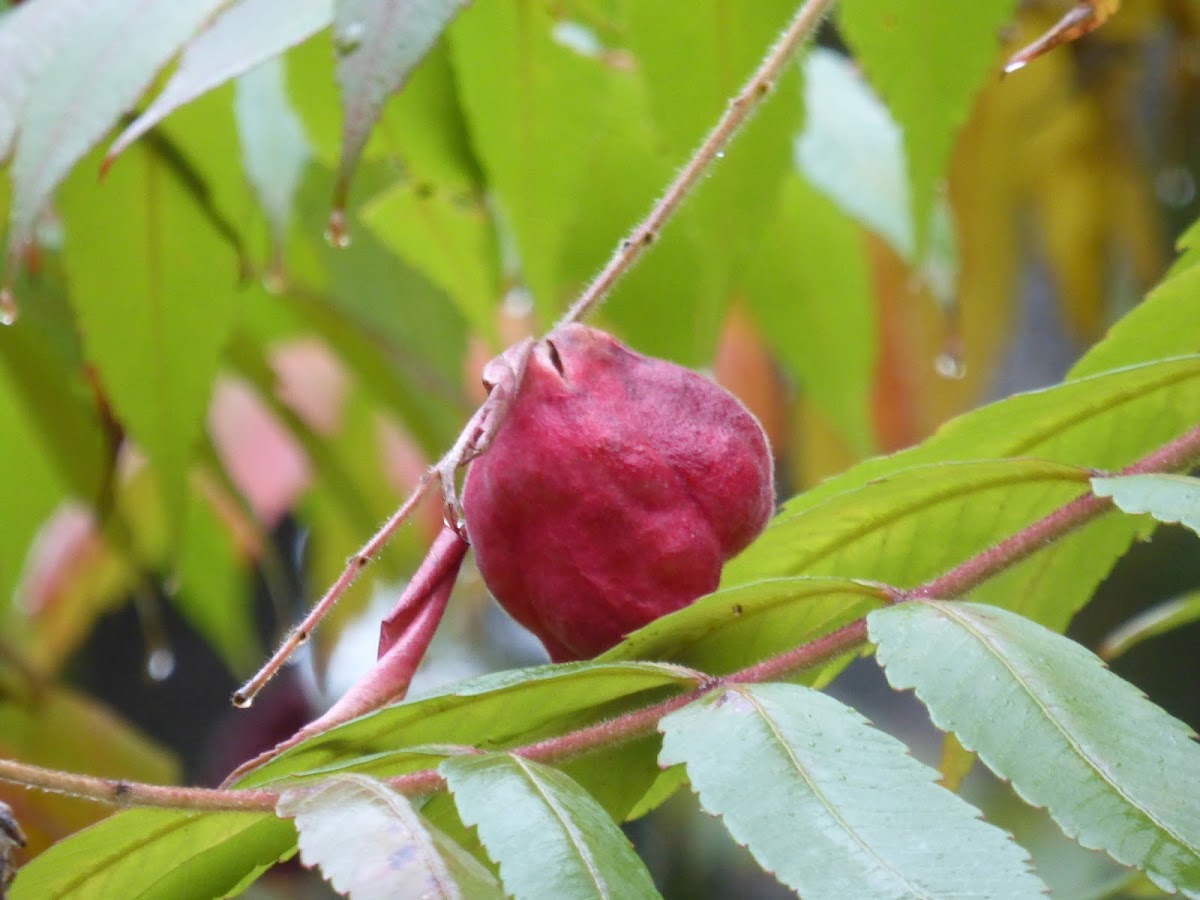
557,0,835,327
5,422,1198,814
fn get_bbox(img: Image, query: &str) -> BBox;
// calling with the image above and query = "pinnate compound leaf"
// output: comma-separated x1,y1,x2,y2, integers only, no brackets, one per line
279,774,501,900
110,0,333,161
869,601,1200,897
659,683,1046,899
332,0,470,211
837,0,1018,249
1091,474,1200,537
6,0,226,253
9,808,293,900
441,754,659,900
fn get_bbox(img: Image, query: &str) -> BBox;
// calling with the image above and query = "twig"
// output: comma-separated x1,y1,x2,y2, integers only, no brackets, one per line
557,0,836,327
6,421,1199,814
232,471,435,707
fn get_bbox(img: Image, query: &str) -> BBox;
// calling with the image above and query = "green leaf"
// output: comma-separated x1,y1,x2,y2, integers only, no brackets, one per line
109,0,333,160
837,0,1018,250
627,0,801,302
725,457,1090,595
332,0,470,211
59,140,245,548
235,56,312,250
1098,590,1200,661
0,277,106,504
0,362,69,604
659,683,1046,898
174,476,258,675
1092,474,1200,536
743,171,875,454
6,0,226,253
278,773,501,899
1070,262,1200,378
441,754,659,899
234,661,700,788
360,179,501,344
448,0,606,320
556,66,716,365
869,601,1200,897
602,576,883,681
736,355,1200,632
8,809,292,900
797,47,957,306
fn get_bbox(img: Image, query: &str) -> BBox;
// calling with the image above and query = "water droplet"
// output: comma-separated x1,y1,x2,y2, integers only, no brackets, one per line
0,287,17,326
715,151,726,160
335,21,366,53
232,691,253,709
146,647,176,682
325,209,351,248
934,351,967,380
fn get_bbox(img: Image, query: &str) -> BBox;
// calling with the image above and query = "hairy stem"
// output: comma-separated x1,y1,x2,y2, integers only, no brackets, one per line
5,422,1198,814
556,0,835,327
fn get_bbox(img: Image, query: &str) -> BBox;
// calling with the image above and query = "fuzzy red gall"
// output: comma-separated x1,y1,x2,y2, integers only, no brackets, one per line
462,324,774,661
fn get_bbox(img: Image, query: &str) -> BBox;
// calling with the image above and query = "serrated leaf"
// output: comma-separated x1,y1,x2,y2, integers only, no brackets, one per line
441,754,659,900
1070,261,1200,378
59,140,244,548
1092,474,1200,536
659,682,1046,898
234,661,700,787
8,809,292,900
837,0,1018,249
869,600,1200,897
725,457,1089,595
448,0,605,320
332,0,470,211
234,55,312,250
6,0,226,253
1099,590,1200,662
279,773,501,899
733,355,1200,632
601,576,883,681
109,0,333,161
